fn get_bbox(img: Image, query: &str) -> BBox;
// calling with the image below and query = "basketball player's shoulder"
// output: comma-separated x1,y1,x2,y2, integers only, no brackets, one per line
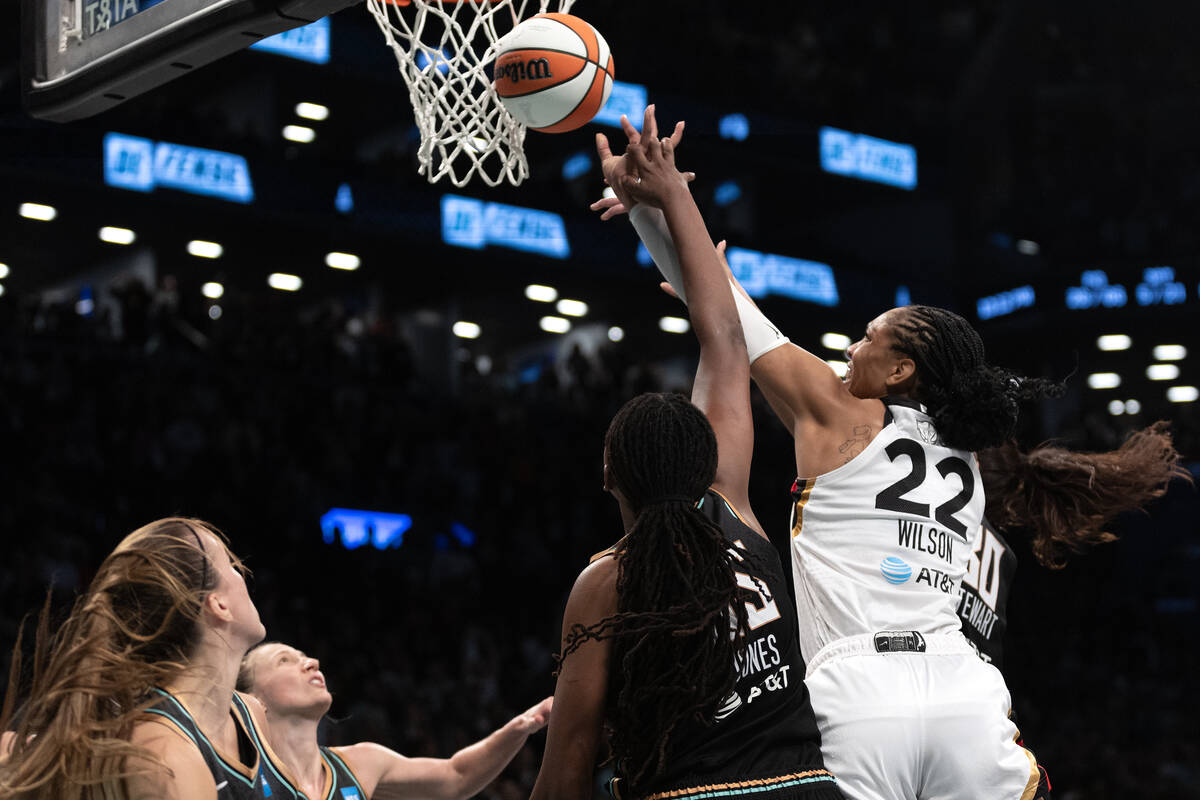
128,717,215,799
568,550,619,621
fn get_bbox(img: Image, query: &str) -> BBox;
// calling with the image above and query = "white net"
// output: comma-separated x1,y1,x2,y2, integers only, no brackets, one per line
365,0,577,187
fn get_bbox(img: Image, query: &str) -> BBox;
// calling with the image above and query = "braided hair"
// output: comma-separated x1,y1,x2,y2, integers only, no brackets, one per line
890,305,1063,451
558,393,750,797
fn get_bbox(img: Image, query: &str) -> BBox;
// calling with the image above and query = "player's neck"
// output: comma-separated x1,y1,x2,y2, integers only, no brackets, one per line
164,639,241,738
268,711,326,794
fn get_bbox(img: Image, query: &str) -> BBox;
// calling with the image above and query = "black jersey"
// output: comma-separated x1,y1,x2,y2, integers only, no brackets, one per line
956,518,1017,670
145,689,299,799
620,489,840,800
317,747,369,800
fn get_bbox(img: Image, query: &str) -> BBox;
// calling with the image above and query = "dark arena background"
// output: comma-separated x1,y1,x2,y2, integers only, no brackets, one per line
2,1,1199,797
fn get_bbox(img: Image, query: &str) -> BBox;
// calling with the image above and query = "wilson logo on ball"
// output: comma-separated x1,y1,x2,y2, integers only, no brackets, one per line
495,57,553,83
493,13,613,134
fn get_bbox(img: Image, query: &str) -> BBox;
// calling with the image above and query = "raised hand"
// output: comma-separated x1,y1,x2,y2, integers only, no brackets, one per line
591,105,691,220
618,106,691,210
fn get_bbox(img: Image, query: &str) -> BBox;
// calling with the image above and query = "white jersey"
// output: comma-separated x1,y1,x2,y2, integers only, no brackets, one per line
789,397,984,661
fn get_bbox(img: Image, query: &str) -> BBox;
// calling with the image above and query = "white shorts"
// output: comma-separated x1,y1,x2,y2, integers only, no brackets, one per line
804,633,1040,800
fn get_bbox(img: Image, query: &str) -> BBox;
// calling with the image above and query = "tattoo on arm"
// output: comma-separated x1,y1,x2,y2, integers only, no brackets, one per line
838,425,873,463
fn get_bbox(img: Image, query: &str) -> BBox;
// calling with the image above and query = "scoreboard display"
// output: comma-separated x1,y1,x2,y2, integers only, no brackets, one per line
22,0,358,121
82,0,169,39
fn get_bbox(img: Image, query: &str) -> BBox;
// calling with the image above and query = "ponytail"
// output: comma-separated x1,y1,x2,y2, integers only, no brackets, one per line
980,422,1191,568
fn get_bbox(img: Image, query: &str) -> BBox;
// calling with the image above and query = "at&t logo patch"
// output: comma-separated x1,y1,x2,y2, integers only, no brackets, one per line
880,556,912,584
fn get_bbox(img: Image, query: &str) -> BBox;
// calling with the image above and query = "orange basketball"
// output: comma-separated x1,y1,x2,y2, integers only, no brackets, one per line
493,13,614,134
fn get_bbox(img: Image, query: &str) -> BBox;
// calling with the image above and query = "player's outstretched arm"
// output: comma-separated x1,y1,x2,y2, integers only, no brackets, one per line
617,106,764,537
593,111,847,444
339,697,551,800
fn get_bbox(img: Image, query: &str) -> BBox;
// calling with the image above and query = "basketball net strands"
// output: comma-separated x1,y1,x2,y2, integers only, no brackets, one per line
366,0,577,187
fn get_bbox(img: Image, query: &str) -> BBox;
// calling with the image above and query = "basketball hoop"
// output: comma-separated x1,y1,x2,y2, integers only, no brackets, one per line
365,0,577,186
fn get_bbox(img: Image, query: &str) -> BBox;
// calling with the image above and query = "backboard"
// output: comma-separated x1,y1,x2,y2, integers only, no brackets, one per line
22,0,359,122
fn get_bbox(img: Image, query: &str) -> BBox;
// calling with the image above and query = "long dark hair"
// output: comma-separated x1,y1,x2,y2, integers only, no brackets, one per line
559,393,749,796
980,421,1191,568
890,305,1063,451
0,518,236,799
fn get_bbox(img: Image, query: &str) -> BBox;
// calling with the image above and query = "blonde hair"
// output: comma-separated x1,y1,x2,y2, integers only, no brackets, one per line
0,518,243,799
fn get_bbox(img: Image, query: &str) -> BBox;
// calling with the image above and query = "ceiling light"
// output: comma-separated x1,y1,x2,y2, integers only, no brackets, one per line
556,299,588,317
295,102,329,121
99,226,136,245
268,273,302,291
821,333,851,351
1096,334,1131,351
525,284,557,302
608,326,624,342
1087,373,1121,389
1125,399,1141,414
1107,400,1125,416
1147,364,1180,381
202,282,224,299
1153,345,1186,361
1167,386,1198,403
208,305,223,320
659,316,690,334
282,125,316,143
325,252,361,270
19,202,56,221
188,240,223,259
452,321,481,339
0,263,8,279
540,316,571,334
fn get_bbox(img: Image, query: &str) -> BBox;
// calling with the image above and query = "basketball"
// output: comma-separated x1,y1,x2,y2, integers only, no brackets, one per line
493,13,614,134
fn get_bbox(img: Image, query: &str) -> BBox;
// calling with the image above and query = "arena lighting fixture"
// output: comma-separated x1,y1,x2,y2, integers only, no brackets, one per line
325,252,361,270
1153,345,1187,361
826,360,848,377
525,284,557,302
821,333,851,351
187,240,223,259
452,321,481,339
208,305,223,320
98,226,136,244
202,282,224,299
0,263,8,279
1125,399,1142,414
659,316,690,334
294,102,329,121
556,299,588,317
1015,239,1040,255
1108,400,1126,416
608,326,625,342
1147,364,1180,381
268,273,303,292
19,202,56,221
1086,373,1121,389
282,125,316,143
540,316,571,334
0,284,5,297
1096,334,1131,351
1167,386,1198,403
